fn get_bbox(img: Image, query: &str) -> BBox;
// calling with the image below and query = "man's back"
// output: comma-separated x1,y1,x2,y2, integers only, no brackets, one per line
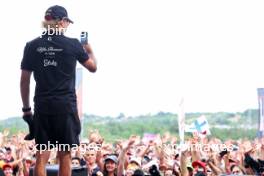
20,5,97,176
21,34,89,114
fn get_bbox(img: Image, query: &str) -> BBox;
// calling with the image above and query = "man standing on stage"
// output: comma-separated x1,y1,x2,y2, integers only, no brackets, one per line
20,5,97,176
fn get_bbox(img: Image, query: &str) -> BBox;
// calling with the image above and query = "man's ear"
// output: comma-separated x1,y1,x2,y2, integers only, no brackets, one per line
57,20,64,27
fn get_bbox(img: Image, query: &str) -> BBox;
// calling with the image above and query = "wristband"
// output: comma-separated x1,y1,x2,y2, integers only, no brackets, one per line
22,107,31,112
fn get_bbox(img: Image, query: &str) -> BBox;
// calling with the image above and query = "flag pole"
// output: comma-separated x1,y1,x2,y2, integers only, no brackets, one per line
257,88,264,138
178,97,185,146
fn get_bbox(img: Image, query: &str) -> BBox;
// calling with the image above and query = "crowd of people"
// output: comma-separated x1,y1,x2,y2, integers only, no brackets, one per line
0,129,263,176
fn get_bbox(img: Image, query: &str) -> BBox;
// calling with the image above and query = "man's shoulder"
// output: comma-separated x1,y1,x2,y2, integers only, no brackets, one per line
25,36,43,46
59,36,83,50
24,35,81,52
61,35,80,44
27,35,78,43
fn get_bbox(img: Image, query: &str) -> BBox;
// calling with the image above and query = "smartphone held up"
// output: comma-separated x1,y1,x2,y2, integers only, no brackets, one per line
80,31,88,45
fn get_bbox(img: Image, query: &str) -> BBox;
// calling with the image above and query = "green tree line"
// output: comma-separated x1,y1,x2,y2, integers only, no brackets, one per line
0,109,259,141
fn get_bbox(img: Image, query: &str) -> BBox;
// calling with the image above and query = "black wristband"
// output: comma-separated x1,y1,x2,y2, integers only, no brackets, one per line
22,107,31,112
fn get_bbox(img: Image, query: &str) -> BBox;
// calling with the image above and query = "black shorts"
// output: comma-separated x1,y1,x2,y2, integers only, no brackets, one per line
34,112,81,151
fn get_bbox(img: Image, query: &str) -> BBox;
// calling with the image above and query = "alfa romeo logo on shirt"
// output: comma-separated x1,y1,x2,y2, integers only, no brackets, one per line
37,47,63,53
37,47,47,53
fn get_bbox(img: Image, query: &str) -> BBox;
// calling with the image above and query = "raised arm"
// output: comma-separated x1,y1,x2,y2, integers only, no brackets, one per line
180,150,189,176
82,44,97,73
117,136,136,176
260,139,264,160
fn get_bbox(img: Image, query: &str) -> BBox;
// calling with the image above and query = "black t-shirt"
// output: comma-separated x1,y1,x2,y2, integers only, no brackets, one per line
21,34,89,114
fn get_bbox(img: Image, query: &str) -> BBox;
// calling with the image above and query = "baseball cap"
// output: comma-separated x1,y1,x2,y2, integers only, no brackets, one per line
104,155,118,164
45,5,73,23
2,163,12,170
130,157,141,166
192,160,206,172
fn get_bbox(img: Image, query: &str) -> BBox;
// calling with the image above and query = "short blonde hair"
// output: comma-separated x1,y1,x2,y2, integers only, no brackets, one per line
42,20,59,29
